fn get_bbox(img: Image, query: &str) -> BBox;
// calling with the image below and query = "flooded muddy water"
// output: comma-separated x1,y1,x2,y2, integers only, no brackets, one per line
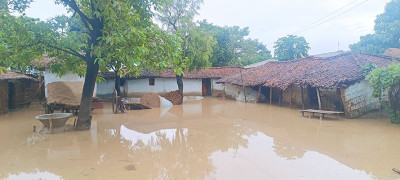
1,97,400,179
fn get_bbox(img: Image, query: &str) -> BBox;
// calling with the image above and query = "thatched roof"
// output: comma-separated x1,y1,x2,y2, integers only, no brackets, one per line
0,70,37,81
383,48,400,58
219,52,397,90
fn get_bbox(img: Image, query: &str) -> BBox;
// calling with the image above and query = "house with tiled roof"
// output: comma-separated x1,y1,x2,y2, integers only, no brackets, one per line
219,51,398,118
96,66,243,98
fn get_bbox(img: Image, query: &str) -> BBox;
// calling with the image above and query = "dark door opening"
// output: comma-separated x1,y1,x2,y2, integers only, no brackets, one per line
8,82,15,109
202,78,212,96
308,86,319,109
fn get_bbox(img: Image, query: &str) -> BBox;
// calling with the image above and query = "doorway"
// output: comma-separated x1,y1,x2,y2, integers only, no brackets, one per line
202,78,211,96
308,86,319,109
8,82,15,109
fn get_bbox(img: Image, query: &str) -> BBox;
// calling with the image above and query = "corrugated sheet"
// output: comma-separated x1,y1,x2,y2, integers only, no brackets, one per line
219,52,397,90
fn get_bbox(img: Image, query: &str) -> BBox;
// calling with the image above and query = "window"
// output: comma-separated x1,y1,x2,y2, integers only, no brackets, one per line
149,77,155,86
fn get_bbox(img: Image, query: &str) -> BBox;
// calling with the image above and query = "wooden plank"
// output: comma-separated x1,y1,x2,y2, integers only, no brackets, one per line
300,85,305,110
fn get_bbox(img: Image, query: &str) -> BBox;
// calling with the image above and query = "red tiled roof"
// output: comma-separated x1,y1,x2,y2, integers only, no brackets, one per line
219,52,397,90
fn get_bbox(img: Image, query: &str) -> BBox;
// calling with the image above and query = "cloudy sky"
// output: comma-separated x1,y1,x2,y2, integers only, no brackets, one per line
24,0,391,55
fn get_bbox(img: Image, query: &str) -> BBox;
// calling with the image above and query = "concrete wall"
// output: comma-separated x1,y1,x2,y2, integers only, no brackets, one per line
341,80,383,118
225,84,266,102
211,79,225,97
96,79,125,98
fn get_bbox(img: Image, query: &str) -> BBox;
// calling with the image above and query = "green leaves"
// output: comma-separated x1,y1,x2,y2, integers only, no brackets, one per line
273,35,310,61
350,0,400,54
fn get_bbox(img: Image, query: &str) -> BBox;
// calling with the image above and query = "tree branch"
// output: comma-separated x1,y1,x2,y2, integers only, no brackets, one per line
40,42,87,61
61,0,92,31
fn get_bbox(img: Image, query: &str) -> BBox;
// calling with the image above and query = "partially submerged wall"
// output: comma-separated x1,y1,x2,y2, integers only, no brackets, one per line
341,80,383,118
0,81,8,113
125,78,202,97
44,70,85,106
319,88,344,111
282,85,310,108
225,84,265,102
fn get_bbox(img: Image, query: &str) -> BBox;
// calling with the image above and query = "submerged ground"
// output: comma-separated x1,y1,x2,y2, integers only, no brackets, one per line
0,97,399,179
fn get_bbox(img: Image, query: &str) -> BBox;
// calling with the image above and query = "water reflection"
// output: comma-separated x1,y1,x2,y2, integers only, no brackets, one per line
0,98,399,179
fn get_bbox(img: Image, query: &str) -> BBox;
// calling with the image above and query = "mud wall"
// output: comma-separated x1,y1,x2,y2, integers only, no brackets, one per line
319,88,344,111
211,79,225,97
341,80,383,118
0,81,8,113
225,84,266,102
281,85,311,108
13,79,33,106
125,78,202,97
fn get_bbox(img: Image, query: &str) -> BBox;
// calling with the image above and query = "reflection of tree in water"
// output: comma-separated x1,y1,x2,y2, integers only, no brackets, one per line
272,138,306,160
119,124,254,179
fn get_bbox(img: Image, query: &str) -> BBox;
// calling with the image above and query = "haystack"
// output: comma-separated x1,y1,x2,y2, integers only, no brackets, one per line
140,92,173,108
163,90,183,105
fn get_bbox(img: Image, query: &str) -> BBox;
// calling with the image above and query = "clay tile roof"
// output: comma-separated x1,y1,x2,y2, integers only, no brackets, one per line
0,70,37,81
31,54,56,71
219,52,397,90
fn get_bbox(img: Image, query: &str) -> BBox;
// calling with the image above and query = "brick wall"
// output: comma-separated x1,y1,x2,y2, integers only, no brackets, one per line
341,80,383,118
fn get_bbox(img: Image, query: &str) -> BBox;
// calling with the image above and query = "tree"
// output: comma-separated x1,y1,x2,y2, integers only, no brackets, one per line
1,0,183,130
156,0,215,96
273,35,310,61
350,0,400,54
199,21,271,66
366,63,400,123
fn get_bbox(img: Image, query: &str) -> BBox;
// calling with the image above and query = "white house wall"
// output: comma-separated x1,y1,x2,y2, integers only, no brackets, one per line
44,70,86,97
125,78,202,97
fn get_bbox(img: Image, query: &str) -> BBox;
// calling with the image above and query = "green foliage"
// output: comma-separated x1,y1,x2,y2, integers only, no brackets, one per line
366,63,400,97
199,21,271,66
366,63,400,123
156,0,214,72
350,0,400,54
360,63,377,76
273,35,310,61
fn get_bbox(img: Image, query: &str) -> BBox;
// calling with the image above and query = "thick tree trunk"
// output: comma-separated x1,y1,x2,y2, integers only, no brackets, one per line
114,71,121,96
75,59,99,130
176,74,183,94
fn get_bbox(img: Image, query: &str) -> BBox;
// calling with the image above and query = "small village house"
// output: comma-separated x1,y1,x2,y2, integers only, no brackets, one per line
96,67,242,98
219,52,398,118
33,55,96,109
0,70,39,113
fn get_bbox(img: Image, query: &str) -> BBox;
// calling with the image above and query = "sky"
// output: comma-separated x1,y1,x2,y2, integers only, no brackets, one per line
23,0,391,55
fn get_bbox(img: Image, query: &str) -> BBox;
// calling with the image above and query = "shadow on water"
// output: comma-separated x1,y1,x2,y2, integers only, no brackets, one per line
0,98,399,179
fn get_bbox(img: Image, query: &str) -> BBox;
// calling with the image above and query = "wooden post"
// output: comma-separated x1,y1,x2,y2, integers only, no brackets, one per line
270,87,273,105
257,85,262,103
278,90,282,106
240,68,246,102
49,115,53,134
289,85,293,108
316,88,322,110
300,85,305,110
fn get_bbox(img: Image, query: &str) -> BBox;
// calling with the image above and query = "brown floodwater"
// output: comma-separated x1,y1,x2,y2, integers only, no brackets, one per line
1,97,400,180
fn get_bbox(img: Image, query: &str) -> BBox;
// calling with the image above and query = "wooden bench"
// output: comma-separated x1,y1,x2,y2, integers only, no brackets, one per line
298,109,344,120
